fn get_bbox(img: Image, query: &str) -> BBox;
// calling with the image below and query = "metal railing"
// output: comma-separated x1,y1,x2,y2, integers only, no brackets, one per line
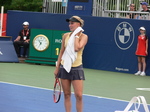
104,10,150,20
42,0,67,14
42,0,150,20
92,0,150,20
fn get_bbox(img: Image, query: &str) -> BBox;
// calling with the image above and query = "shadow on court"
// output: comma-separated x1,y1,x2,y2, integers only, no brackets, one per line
0,82,149,112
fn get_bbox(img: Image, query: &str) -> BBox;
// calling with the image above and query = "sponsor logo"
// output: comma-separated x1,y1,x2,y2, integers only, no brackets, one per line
74,5,84,10
55,39,62,43
115,67,129,72
114,22,134,50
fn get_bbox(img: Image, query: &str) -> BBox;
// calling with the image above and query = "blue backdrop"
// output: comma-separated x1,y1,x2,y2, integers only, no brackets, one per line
6,10,150,76
67,0,93,16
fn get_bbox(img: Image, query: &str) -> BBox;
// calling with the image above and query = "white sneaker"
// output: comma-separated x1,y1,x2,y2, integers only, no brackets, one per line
135,71,141,75
140,72,146,76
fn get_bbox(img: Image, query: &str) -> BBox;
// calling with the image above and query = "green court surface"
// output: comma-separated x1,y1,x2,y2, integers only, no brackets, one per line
0,63,150,104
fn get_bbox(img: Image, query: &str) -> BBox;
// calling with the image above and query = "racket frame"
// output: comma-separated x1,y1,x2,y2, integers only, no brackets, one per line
53,78,61,103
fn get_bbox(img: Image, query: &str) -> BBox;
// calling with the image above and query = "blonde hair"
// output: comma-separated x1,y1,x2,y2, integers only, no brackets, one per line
72,16,84,27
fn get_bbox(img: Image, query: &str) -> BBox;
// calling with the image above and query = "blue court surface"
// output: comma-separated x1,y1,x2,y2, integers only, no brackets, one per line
0,82,149,112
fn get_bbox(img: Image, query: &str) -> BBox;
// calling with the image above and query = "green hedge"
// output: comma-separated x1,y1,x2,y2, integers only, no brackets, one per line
0,0,43,13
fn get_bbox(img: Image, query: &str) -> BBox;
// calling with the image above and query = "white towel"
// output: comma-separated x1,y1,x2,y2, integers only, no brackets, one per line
62,27,84,73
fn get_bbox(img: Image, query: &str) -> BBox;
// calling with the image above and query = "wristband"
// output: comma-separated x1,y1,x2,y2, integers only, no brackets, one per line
55,61,57,67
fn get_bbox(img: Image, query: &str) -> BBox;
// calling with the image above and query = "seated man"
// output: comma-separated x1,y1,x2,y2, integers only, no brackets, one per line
14,21,30,58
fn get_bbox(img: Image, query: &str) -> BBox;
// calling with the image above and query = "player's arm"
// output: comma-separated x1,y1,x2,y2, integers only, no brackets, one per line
14,31,22,41
54,33,68,75
126,14,130,19
74,33,88,52
56,34,66,67
14,36,21,41
135,36,139,52
146,38,148,55
134,14,137,19
25,38,30,43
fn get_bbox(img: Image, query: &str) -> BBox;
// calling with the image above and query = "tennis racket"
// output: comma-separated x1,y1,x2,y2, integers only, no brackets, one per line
53,78,61,103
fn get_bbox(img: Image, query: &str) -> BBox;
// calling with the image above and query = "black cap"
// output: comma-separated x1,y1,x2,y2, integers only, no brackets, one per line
66,16,84,27
66,17,81,23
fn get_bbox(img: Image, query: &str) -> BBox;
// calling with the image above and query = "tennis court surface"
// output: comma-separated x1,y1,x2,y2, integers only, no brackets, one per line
0,63,150,112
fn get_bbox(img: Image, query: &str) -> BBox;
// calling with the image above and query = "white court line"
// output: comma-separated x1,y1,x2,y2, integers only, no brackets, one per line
136,88,150,91
0,81,150,105
0,81,52,91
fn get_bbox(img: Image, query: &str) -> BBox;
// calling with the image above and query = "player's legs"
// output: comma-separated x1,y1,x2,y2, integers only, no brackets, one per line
13,41,22,57
137,56,142,71
135,56,142,75
61,79,72,112
23,42,29,57
72,80,83,112
141,57,146,72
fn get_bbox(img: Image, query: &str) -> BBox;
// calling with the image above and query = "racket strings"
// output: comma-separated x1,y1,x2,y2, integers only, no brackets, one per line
53,81,61,103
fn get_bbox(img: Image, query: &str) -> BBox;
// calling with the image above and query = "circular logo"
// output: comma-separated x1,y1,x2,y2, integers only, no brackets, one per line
114,22,134,50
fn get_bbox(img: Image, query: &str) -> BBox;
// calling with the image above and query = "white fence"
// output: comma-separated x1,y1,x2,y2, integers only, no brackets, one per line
42,0,67,14
92,0,150,20
42,0,150,20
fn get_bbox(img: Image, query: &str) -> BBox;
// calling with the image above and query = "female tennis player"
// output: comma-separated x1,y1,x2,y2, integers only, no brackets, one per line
54,16,88,112
135,27,148,76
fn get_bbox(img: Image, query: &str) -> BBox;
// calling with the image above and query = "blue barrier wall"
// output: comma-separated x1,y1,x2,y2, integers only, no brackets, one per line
0,41,19,62
6,10,150,75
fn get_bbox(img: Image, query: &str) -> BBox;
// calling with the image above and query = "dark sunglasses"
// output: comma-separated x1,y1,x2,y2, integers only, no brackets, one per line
130,5,135,7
